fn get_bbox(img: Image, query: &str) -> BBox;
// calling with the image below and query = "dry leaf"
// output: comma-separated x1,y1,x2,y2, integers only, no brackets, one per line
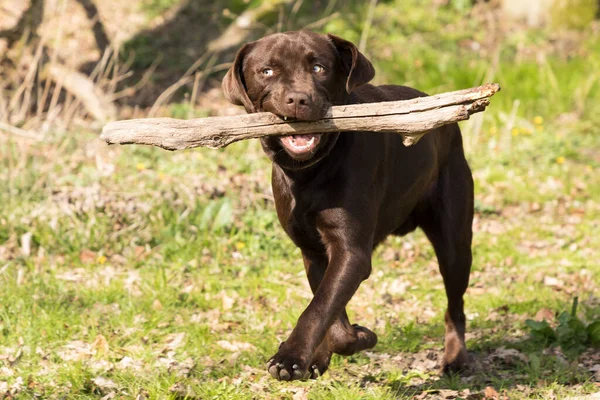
152,299,163,311
57,340,94,361
92,334,109,354
292,387,310,400
543,276,564,288
20,232,32,257
220,290,236,310
80,249,97,264
484,386,499,399
116,356,144,372
89,359,114,373
386,278,410,296
492,347,529,364
217,340,256,352
535,308,555,322
92,376,118,392
162,332,186,351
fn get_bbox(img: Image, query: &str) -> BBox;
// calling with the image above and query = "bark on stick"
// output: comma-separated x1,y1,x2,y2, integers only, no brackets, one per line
101,83,500,150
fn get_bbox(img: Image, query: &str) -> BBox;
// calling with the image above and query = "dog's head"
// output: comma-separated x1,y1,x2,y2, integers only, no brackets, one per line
222,31,375,170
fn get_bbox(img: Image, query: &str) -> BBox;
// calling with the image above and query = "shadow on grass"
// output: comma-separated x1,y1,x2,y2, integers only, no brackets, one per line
352,297,599,397
118,0,336,107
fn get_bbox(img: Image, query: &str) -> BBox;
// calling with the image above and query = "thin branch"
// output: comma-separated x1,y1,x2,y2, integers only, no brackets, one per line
0,0,44,48
0,121,42,140
74,0,111,54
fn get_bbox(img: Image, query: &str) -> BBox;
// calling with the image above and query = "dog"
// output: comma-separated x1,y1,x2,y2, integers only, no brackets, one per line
222,30,474,381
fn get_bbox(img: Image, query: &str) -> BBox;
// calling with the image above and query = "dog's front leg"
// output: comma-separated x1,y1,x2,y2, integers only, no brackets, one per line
267,212,373,380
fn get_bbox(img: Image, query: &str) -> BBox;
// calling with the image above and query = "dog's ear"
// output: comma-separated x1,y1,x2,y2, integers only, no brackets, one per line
327,34,375,93
222,43,255,112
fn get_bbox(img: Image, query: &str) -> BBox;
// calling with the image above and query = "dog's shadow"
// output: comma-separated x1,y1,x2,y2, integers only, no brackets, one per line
327,294,599,397
347,321,598,398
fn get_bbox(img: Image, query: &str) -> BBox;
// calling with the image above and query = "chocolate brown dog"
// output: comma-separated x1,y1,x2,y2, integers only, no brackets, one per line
222,30,473,381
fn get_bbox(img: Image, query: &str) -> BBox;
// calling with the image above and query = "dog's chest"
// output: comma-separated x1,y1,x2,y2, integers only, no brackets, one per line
273,185,326,252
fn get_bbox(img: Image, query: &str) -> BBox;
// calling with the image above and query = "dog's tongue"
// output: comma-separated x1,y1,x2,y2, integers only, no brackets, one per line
279,134,321,154
284,134,314,147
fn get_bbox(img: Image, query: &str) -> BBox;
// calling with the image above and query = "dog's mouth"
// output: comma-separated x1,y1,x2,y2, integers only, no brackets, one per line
274,114,323,161
279,134,322,160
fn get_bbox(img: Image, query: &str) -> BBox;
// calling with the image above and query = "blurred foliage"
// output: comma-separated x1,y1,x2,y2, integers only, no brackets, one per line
551,0,599,30
1,1,600,398
526,297,600,359
322,0,600,121
140,0,180,18
121,0,600,117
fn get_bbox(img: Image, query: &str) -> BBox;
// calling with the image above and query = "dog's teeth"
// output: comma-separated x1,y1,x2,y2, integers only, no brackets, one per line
284,116,287,121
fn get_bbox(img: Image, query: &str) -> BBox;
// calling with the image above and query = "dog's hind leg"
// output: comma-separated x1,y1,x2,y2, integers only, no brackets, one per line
417,148,474,374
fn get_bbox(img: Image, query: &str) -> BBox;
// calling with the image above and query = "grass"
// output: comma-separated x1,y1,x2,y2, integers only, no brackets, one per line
1,1,600,398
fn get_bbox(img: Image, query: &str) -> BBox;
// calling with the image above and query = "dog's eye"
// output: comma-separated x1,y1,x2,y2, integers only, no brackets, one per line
262,68,274,76
312,64,325,73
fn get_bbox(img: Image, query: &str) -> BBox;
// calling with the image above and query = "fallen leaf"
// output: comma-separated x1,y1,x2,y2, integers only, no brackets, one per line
491,346,529,364
92,334,109,354
535,308,555,322
20,232,32,257
484,386,499,399
162,332,186,351
220,291,235,310
92,377,117,392
169,382,197,398
217,340,256,352
57,340,94,361
292,387,310,400
116,356,144,372
543,276,564,288
80,249,97,264
89,359,114,374
152,299,163,311
386,278,410,296
174,357,195,377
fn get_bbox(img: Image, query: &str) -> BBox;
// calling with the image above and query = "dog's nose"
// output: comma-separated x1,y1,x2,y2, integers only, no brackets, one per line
285,92,311,109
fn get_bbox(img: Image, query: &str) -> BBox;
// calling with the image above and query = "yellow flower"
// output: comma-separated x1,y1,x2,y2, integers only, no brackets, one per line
97,255,107,264
136,163,146,171
235,242,246,250
556,156,565,165
534,116,544,125
489,126,497,135
511,128,520,136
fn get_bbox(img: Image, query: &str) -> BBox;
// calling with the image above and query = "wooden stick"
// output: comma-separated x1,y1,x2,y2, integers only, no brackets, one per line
101,83,500,150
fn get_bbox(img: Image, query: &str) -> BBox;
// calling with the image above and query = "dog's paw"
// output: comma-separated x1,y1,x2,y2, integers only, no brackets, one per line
308,339,333,379
329,323,378,356
441,349,470,375
441,332,470,375
266,352,310,381
266,343,331,380
352,324,378,350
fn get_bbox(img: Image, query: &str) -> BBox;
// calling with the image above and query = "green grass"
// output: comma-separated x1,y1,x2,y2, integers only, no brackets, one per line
1,1,600,398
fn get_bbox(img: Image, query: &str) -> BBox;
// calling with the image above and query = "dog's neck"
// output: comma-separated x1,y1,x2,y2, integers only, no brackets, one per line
277,132,351,184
